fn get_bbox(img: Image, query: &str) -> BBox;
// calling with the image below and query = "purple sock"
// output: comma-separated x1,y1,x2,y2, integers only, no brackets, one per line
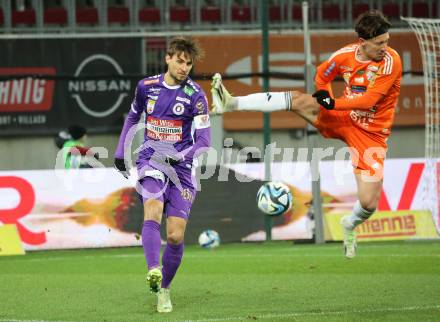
141,220,161,270
161,242,184,288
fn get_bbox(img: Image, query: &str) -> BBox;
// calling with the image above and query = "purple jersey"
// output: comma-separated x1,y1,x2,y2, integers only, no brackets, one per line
115,73,211,164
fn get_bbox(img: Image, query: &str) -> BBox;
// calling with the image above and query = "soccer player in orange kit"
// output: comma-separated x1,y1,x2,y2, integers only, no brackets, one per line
211,10,402,258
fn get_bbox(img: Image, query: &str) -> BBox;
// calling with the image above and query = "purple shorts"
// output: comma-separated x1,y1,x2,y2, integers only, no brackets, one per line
136,158,196,220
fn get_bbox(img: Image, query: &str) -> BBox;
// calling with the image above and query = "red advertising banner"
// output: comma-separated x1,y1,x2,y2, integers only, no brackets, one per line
0,67,55,112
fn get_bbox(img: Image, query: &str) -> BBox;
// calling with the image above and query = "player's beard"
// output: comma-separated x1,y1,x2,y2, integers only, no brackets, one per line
170,70,187,84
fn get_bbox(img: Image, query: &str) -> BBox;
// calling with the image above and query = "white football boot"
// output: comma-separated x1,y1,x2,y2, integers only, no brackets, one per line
210,73,234,114
157,288,172,313
341,215,357,259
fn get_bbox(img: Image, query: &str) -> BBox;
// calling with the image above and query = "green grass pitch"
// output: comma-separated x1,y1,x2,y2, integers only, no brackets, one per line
0,241,439,322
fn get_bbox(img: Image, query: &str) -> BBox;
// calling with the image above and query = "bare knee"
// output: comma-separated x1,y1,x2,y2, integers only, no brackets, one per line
143,199,163,222
358,194,379,211
166,217,187,244
167,229,184,245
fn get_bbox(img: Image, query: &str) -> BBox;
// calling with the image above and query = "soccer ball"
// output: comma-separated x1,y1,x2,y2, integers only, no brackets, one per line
257,181,293,216
198,230,220,249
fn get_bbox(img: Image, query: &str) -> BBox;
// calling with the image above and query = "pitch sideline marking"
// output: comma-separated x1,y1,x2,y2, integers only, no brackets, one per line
1,305,439,322
2,252,440,263
181,304,440,322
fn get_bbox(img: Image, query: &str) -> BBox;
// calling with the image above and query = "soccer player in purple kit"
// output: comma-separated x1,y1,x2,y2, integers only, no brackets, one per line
113,37,211,313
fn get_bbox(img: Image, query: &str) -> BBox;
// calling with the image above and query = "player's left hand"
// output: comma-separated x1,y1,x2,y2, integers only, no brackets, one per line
312,90,335,110
114,158,130,179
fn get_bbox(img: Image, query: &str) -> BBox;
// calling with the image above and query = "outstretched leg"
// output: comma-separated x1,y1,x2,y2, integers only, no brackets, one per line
211,73,320,125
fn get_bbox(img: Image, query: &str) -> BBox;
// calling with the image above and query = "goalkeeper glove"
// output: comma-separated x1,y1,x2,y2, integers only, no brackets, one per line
312,90,335,110
114,158,129,179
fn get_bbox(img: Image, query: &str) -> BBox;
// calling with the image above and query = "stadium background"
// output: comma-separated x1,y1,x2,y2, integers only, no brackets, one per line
0,0,438,249
0,1,439,321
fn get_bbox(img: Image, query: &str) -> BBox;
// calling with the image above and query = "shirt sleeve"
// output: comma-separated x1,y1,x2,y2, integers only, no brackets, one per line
315,57,339,97
114,80,145,159
183,91,211,160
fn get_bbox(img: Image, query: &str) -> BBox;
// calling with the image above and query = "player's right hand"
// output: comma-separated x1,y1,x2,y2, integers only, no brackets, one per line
114,158,129,179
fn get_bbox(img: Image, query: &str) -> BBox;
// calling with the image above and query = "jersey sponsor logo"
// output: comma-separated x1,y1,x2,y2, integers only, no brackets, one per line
186,80,199,92
147,99,156,114
351,85,367,93
68,54,130,118
172,102,185,115
194,114,210,129
148,87,161,94
144,78,160,85
339,65,352,71
350,109,375,128
176,96,190,104
0,67,56,112
354,76,364,84
324,61,336,77
183,85,195,97
146,116,183,142
143,169,166,182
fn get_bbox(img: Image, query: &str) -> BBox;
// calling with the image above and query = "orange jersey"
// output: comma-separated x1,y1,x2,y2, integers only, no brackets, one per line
315,43,402,137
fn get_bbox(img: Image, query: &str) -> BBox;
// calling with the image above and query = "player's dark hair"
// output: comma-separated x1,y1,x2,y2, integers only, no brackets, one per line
68,125,87,140
167,36,204,63
355,10,391,40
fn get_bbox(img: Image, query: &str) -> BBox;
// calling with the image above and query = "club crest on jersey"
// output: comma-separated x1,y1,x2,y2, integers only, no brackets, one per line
366,70,376,82
181,188,193,202
147,99,156,114
172,102,185,115
367,71,379,88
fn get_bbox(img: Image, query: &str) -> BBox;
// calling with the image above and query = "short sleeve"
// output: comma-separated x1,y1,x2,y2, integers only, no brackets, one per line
192,90,209,116
131,80,146,114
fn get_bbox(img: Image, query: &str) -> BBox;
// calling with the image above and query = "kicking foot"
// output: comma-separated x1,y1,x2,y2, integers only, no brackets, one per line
211,73,234,114
146,268,162,293
157,288,173,313
341,215,357,259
